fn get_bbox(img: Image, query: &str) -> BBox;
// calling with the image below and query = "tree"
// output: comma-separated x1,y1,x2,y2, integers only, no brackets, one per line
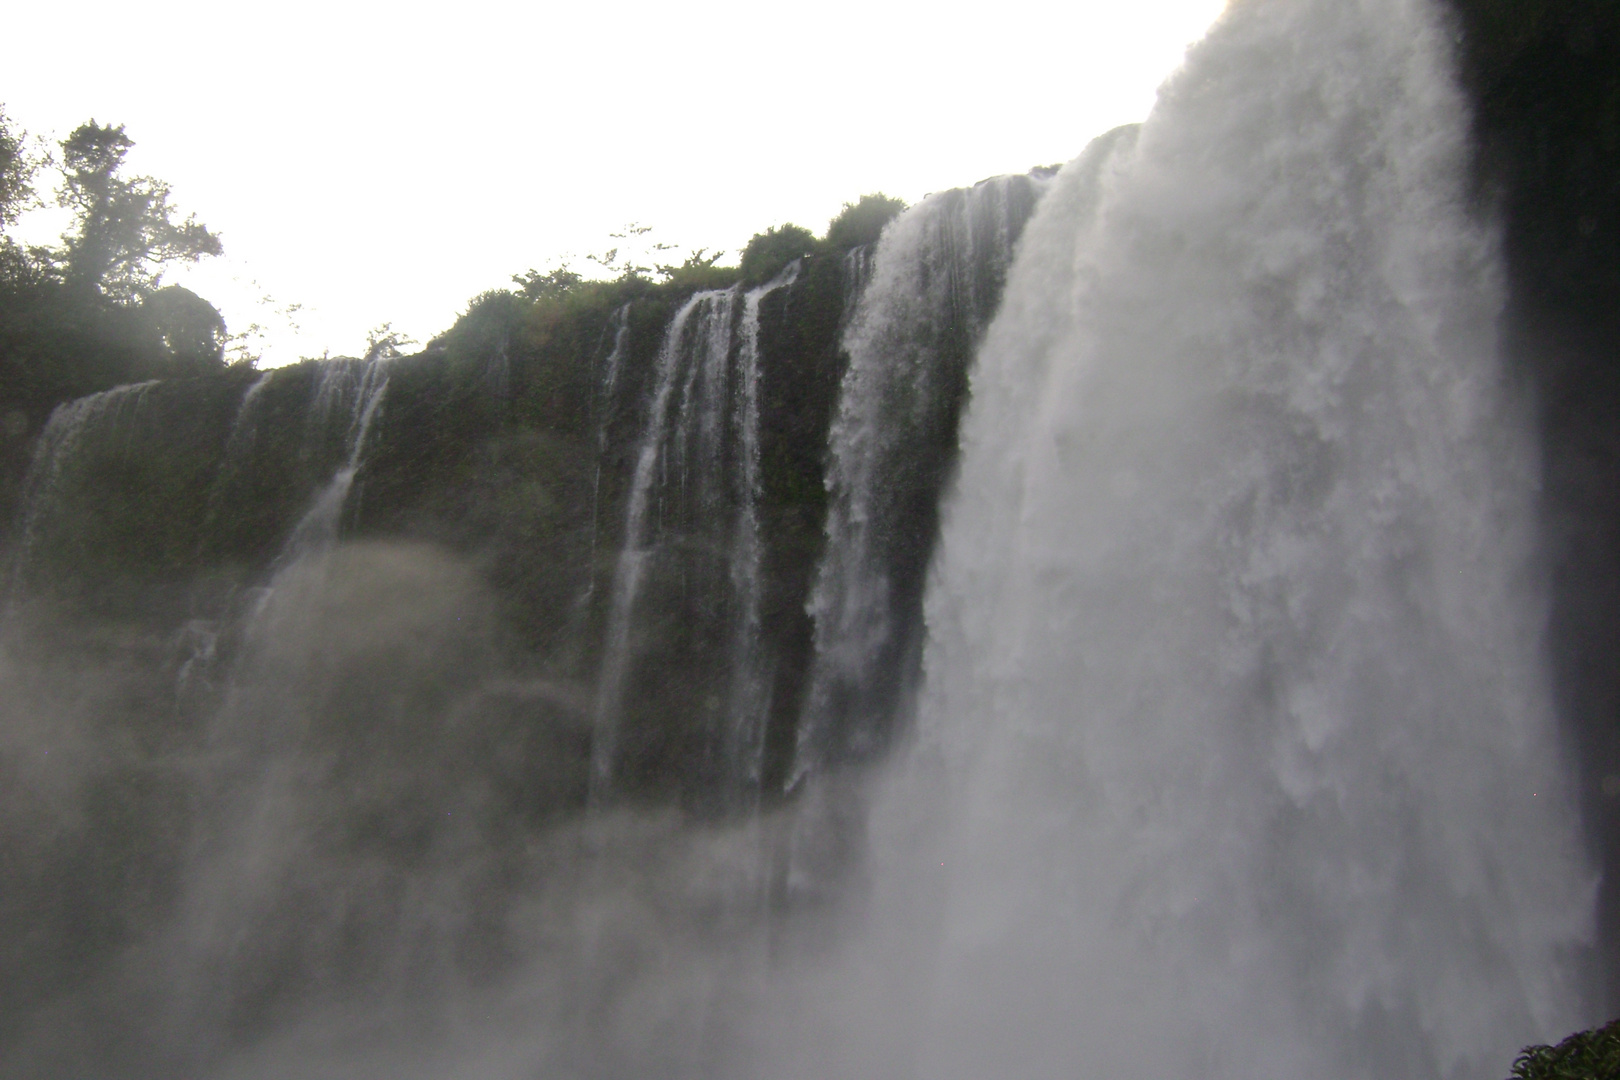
825,193,907,250
739,223,815,285
57,121,221,301
0,105,39,231
1510,1017,1620,1078
141,285,226,373
363,322,416,362
514,265,584,301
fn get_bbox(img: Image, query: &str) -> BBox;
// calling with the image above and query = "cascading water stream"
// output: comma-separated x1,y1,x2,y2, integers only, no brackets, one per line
590,266,799,807
585,306,633,611
274,356,390,568
233,370,273,433
591,290,723,801
192,370,273,553
725,262,799,807
840,245,874,320
4,380,159,599
811,1,1597,1077
792,173,1049,788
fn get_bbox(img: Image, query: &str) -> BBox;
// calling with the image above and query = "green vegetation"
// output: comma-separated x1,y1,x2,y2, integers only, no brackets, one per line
739,224,816,285
1510,1018,1620,1079
824,192,906,250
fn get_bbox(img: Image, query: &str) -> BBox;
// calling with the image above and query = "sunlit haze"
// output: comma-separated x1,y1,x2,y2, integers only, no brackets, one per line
6,0,1227,365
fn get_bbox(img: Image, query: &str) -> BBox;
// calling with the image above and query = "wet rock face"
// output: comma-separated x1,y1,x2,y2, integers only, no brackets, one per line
1444,0,1620,1006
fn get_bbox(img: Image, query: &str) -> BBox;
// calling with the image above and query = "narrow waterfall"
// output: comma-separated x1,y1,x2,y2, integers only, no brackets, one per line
842,0,1599,1077
591,265,799,807
275,356,390,566
591,290,729,800
840,244,874,318
725,262,799,807
227,371,273,452
793,173,1049,785
586,306,633,610
193,371,273,554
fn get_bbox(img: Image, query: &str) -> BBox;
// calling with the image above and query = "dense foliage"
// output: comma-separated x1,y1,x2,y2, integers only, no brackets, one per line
824,192,907,250
1510,1018,1620,1079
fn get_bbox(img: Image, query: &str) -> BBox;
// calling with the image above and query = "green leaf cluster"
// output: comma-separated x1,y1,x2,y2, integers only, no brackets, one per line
1511,1018,1620,1079
739,224,817,285
824,193,907,250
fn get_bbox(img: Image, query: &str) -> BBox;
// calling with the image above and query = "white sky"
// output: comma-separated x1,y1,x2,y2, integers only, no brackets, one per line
6,0,1227,366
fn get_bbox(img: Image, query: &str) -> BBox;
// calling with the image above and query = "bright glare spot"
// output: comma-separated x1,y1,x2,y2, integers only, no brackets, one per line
5,0,1228,365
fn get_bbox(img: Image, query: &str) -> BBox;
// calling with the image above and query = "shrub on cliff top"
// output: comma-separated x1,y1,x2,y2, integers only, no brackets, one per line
739,224,816,286
825,193,907,251
1510,1017,1620,1079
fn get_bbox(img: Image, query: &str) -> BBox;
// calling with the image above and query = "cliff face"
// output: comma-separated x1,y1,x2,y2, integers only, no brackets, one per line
1446,0,1620,1005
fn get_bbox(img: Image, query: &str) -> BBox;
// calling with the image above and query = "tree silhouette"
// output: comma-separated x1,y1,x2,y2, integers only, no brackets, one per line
0,106,38,231
58,121,221,300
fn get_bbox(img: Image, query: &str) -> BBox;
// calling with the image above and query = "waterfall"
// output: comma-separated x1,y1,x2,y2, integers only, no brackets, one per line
229,370,273,450
725,262,798,807
194,371,273,554
2,2,1607,1070
274,356,390,567
5,380,159,599
793,172,1049,786
848,0,1598,1077
586,305,633,608
591,290,726,800
591,266,799,807
840,244,874,319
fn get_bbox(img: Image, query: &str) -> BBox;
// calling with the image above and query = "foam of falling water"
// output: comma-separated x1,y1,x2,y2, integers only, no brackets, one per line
837,1,1598,1077
792,174,1049,788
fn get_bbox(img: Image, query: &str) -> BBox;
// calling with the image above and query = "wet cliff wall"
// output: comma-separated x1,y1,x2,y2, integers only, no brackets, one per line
1447,0,1620,1005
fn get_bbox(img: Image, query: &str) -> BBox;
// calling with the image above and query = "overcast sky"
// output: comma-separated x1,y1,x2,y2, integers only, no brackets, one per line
6,0,1227,366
